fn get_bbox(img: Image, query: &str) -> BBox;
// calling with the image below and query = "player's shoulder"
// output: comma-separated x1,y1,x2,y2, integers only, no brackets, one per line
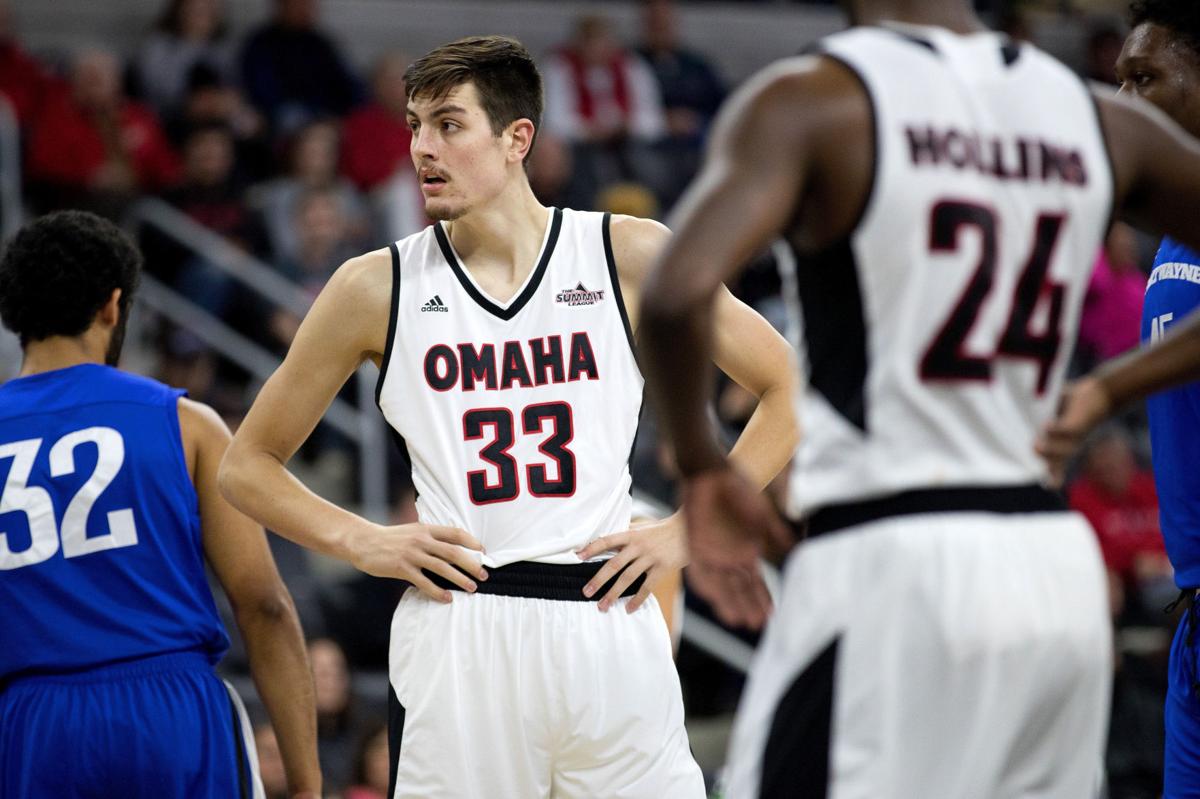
323,247,395,310
607,215,671,280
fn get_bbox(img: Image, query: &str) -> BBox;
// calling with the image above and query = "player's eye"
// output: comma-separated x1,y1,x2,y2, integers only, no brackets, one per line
1134,71,1154,87
408,121,420,132
442,121,459,132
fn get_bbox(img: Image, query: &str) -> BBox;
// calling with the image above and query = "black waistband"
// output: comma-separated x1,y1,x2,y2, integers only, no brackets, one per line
794,484,1067,540
423,560,646,602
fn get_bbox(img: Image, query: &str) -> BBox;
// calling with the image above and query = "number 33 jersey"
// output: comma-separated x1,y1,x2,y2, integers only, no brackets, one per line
377,208,644,566
782,25,1113,518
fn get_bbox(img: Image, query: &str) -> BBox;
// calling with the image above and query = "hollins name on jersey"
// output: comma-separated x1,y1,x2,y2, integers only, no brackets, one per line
423,332,601,392
906,125,1088,186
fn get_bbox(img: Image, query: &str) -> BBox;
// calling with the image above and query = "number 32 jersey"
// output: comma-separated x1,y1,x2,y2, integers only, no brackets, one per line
783,25,1113,518
377,208,643,566
0,365,228,680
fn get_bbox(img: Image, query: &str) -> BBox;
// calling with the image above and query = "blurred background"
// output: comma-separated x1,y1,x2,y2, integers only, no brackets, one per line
0,0,1170,796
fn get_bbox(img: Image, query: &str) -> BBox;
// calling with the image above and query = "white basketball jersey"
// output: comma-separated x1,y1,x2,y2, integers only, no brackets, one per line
784,25,1114,518
376,208,643,566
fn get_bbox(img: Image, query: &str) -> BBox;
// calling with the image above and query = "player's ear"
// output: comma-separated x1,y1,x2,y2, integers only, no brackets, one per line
507,118,536,165
98,288,122,328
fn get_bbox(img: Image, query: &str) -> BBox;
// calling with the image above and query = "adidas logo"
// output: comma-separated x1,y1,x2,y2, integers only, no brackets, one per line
421,295,449,313
555,282,605,306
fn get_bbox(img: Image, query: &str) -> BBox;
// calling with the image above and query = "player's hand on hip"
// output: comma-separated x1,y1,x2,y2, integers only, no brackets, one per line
681,464,791,631
577,512,689,612
347,522,487,603
1035,376,1114,487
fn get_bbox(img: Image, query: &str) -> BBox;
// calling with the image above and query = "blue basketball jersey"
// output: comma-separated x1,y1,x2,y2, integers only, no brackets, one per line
1141,238,1200,588
0,364,228,680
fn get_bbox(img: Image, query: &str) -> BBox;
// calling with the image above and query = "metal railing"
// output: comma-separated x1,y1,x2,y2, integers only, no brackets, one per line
125,199,390,523
0,96,22,242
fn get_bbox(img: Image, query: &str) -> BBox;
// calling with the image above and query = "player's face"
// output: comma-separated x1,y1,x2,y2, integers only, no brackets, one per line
1116,23,1200,139
408,82,513,221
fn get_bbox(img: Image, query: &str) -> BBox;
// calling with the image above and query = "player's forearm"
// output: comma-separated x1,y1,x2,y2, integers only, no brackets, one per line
727,382,799,490
235,592,322,795
640,295,727,476
1094,315,1200,407
218,446,369,563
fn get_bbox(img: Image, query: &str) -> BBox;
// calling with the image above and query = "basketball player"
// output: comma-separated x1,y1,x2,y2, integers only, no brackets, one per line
639,0,1200,795
0,211,320,798
1035,4,1200,796
219,36,798,799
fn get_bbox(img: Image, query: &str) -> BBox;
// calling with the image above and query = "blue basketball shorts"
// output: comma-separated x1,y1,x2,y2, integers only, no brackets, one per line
1167,598,1200,799
0,651,260,798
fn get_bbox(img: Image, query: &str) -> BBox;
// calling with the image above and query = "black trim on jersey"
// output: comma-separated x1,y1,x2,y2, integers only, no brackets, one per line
1001,41,1022,67
387,685,406,799
626,390,645,496
424,560,646,601
225,693,250,799
375,242,401,408
602,211,638,356
434,207,563,321
792,238,870,432
759,636,839,799
886,29,938,55
793,483,1066,540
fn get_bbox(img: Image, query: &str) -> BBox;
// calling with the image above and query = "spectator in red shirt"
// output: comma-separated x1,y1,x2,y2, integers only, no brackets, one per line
1069,426,1172,612
0,0,55,127
1078,222,1147,367
25,48,180,215
341,52,412,192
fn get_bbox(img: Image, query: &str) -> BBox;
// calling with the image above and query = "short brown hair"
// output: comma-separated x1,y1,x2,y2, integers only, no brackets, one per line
404,36,543,161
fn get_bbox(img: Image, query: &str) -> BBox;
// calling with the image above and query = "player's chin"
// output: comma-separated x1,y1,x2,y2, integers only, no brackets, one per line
425,199,468,222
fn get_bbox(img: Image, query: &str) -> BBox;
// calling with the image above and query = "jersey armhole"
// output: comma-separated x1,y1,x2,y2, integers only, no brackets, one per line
813,49,881,237
166,389,202,524
375,242,402,409
601,212,638,358
1083,82,1119,235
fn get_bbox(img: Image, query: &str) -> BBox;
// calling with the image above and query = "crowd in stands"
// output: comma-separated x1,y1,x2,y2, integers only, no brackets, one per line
0,0,1177,794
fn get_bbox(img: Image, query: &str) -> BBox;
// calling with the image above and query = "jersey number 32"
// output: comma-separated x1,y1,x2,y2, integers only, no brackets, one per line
0,427,138,571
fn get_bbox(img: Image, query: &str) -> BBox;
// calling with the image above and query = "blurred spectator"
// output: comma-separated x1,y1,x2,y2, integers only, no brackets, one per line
1079,222,1146,365
135,0,235,120
168,63,272,184
543,14,668,202
1069,426,1172,614
342,52,413,192
240,0,364,136
25,48,180,215
310,637,361,793
595,180,659,219
1086,23,1125,86
253,724,289,799
636,0,724,203
165,123,265,253
252,119,370,263
0,0,55,127
343,724,390,799
528,131,578,208
544,15,665,145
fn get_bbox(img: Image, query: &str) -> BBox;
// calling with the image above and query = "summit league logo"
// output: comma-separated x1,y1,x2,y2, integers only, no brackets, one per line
556,283,605,307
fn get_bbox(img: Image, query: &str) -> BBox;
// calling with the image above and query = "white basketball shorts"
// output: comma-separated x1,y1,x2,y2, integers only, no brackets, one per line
724,493,1111,799
386,564,705,799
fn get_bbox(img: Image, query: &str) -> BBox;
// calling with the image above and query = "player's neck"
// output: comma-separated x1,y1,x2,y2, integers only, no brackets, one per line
443,180,550,282
19,335,109,377
853,0,985,35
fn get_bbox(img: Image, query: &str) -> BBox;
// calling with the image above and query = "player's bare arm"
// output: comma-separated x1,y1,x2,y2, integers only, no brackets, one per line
637,55,870,628
577,214,801,622
1038,90,1200,478
218,250,488,601
180,397,321,799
